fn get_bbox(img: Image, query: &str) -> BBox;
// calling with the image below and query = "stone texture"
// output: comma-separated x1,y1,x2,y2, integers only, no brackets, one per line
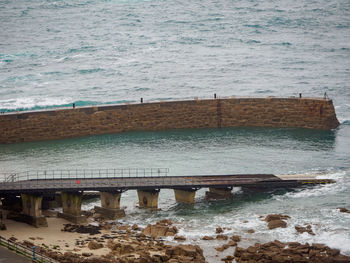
137,189,159,209
0,97,340,144
174,189,196,204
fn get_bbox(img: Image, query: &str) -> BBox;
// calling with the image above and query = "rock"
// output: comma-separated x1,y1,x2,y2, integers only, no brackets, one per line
202,236,214,240
227,240,237,247
165,244,205,262
82,252,92,257
338,207,350,213
157,219,173,226
62,224,101,235
131,224,139,230
247,229,255,234
230,235,241,242
142,221,178,238
216,227,223,234
174,235,186,241
215,244,230,252
264,214,290,222
88,241,103,250
267,219,287,229
295,224,315,235
233,241,350,263
216,234,228,240
221,255,234,263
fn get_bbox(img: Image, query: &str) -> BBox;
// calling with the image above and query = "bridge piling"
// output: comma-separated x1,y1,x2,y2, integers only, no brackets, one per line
137,189,159,209
59,192,86,224
205,187,233,200
173,189,197,204
94,191,125,219
21,193,48,227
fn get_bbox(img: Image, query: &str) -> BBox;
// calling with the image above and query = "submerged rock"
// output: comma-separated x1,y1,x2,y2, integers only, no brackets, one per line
295,224,315,235
338,207,350,213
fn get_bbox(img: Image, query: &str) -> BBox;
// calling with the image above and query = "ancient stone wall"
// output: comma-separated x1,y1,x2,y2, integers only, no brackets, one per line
0,97,340,144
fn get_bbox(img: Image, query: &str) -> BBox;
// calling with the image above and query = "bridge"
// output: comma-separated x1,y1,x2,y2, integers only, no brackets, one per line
0,169,334,227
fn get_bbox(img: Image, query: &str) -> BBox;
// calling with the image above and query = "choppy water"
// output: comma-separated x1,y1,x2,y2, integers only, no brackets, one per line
1,0,350,260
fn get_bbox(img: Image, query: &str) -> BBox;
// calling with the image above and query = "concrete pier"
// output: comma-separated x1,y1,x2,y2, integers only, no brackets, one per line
174,189,197,204
206,187,233,200
137,190,159,209
21,193,47,227
59,191,86,224
94,191,125,219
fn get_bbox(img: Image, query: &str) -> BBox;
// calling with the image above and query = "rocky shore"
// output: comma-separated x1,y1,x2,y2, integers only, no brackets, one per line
1,209,350,263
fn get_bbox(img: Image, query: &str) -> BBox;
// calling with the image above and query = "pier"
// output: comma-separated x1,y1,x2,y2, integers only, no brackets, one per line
0,169,334,227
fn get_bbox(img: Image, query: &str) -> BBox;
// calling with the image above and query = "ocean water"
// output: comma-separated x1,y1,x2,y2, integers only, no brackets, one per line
1,0,350,261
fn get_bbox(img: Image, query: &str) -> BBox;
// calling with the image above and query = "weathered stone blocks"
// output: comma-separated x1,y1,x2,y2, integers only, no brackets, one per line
0,97,340,144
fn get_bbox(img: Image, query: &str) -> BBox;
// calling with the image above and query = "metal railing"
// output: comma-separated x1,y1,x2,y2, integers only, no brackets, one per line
0,235,59,263
0,168,169,183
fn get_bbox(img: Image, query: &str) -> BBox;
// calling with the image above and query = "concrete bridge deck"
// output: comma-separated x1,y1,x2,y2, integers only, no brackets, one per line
0,169,334,227
0,173,333,195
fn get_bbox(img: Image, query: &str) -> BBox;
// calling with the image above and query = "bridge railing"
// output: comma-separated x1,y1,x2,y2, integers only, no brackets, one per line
0,235,59,263
0,168,169,183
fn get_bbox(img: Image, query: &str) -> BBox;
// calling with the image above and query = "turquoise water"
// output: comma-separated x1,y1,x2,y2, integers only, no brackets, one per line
1,0,350,260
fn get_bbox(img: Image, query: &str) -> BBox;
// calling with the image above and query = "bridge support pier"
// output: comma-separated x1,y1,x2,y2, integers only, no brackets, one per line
174,188,197,204
21,194,48,227
94,191,125,219
59,192,86,224
206,187,233,200
137,189,159,209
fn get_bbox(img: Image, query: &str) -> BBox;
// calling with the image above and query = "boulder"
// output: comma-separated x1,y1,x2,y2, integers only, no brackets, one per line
215,244,230,252
295,224,315,235
264,214,290,222
230,235,241,242
165,244,205,262
267,219,287,229
174,235,186,241
233,240,350,263
202,236,214,240
216,234,228,240
338,207,350,213
88,241,103,250
216,227,223,234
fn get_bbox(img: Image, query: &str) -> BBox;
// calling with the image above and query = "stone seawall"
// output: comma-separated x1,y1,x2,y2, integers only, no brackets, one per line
0,97,340,144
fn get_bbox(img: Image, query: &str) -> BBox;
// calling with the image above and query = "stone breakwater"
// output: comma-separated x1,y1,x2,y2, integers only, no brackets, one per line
0,97,340,144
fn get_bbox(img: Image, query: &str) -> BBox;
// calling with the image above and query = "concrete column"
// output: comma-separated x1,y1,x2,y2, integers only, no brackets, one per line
174,189,197,204
21,194,48,227
94,191,125,219
59,192,86,224
205,187,233,200
137,189,159,209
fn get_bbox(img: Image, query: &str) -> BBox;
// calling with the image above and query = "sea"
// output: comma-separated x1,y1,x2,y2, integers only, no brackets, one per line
0,0,349,261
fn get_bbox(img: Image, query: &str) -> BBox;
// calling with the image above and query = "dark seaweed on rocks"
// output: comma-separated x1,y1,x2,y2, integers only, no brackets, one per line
62,224,101,235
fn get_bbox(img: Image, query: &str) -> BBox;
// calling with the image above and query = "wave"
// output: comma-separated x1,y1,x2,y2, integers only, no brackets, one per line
0,97,137,113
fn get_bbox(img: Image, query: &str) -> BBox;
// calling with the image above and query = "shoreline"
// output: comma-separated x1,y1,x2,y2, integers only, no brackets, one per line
1,210,350,263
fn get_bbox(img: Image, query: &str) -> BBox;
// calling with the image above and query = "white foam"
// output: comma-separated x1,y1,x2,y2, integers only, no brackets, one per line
0,96,72,110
